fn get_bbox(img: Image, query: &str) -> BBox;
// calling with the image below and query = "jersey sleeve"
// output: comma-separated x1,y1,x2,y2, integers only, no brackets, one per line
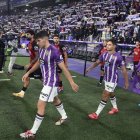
61,45,67,52
99,54,104,63
54,49,64,64
118,55,125,67
32,42,39,52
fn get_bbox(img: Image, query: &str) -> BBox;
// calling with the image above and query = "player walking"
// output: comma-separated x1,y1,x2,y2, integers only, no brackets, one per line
86,39,129,120
20,31,79,139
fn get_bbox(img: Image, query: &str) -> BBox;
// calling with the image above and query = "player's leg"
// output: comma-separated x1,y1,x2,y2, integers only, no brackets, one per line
53,96,68,125
20,86,53,138
95,90,110,115
8,52,17,75
58,73,64,91
20,99,46,139
108,92,119,114
12,68,42,98
89,81,117,119
88,90,110,119
30,100,46,134
57,67,63,92
13,77,30,98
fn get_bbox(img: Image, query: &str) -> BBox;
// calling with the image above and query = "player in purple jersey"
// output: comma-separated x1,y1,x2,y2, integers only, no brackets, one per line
19,31,79,139
86,39,129,120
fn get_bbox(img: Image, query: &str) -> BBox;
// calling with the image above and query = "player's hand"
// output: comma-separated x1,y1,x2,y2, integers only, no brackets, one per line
86,68,91,74
124,82,129,89
24,64,30,70
22,72,29,82
70,82,79,93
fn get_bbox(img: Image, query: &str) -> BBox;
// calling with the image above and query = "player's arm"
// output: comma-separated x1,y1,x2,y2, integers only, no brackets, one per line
64,51,68,68
58,61,79,93
86,59,101,74
25,51,39,69
26,45,39,69
62,45,68,68
121,65,129,89
30,51,39,65
22,60,40,82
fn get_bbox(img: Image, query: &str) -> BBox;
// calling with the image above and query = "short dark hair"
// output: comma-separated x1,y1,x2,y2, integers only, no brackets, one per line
107,39,116,45
53,34,59,38
26,29,35,36
135,40,140,43
35,30,49,39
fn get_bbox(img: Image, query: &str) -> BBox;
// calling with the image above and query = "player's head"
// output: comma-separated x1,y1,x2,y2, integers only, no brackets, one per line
26,29,35,40
135,40,140,48
106,39,116,51
35,30,49,48
53,34,60,44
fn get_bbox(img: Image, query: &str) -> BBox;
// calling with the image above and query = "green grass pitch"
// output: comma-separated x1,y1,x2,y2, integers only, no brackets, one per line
0,57,140,140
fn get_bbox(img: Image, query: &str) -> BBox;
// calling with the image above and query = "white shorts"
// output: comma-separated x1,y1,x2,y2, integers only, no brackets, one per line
104,81,117,93
39,86,58,102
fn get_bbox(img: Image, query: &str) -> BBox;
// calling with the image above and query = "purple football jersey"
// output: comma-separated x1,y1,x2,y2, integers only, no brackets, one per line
39,45,63,87
99,52,125,83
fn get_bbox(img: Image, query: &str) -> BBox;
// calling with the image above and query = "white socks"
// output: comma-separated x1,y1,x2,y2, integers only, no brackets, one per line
110,96,118,109
30,114,44,134
56,103,67,119
96,100,107,116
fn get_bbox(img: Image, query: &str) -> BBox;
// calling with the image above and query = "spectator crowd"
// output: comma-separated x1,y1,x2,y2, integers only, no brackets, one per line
0,0,140,44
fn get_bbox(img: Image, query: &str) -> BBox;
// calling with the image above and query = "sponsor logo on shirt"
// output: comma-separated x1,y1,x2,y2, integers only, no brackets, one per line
40,58,45,65
60,55,63,60
104,61,110,67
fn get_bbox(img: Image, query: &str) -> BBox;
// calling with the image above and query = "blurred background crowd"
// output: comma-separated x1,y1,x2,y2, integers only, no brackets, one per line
0,0,140,44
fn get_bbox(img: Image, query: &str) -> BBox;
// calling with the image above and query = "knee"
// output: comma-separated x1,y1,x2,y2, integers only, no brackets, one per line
53,97,61,106
25,77,30,83
102,91,110,101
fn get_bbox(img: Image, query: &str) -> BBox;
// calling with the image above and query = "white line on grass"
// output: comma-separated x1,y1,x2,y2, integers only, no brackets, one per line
0,79,11,81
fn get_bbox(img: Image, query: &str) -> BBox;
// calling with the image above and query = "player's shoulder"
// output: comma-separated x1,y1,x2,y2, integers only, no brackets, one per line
115,52,122,56
32,41,39,50
50,45,58,51
102,51,108,56
115,52,123,61
50,45,60,54
59,43,65,48
115,52,122,57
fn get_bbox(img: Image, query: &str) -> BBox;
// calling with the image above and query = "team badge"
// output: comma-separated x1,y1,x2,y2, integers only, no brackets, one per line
34,46,39,51
112,56,116,60
46,50,49,56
